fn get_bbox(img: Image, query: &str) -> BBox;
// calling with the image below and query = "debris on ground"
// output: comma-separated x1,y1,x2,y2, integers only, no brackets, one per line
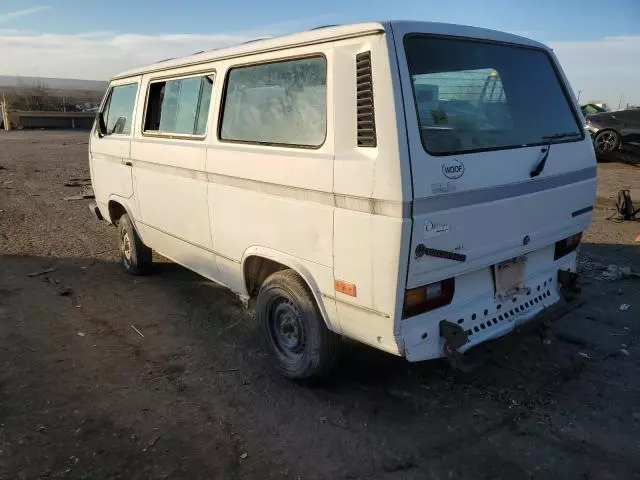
381,457,416,473
620,348,630,356
80,185,94,198
56,285,73,296
217,367,240,373
142,435,162,452
28,268,57,277
619,304,630,312
601,265,633,281
64,178,91,187
131,325,145,338
77,332,86,337
577,352,591,359
64,185,94,201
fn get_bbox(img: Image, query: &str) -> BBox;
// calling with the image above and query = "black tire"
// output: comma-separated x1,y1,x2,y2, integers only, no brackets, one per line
257,270,340,380
117,213,152,275
594,129,620,153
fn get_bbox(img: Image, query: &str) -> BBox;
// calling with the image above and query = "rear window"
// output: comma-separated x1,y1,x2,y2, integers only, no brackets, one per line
404,35,583,156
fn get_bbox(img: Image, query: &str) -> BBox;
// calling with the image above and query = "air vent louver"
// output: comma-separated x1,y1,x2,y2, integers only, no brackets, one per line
356,51,377,147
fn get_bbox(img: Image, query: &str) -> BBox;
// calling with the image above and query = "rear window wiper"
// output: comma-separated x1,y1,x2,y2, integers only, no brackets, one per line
541,132,582,142
530,132,582,177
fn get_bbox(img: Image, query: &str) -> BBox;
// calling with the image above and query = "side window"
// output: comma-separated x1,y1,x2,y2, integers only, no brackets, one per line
220,56,327,147
144,75,214,136
101,83,138,135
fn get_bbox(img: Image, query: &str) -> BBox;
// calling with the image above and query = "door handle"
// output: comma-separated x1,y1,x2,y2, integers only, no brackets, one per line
122,160,132,167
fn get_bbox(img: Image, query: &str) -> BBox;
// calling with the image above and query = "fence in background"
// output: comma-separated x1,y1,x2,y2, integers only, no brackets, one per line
2,110,96,131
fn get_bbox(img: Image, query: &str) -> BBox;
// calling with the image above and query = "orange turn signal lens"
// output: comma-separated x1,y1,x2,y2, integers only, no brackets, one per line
335,280,357,297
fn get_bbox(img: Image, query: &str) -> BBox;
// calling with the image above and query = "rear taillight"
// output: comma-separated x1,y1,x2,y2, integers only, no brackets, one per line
554,232,582,260
402,278,455,319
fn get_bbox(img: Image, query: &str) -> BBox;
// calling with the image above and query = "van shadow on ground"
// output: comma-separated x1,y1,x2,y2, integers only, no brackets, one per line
1,247,639,479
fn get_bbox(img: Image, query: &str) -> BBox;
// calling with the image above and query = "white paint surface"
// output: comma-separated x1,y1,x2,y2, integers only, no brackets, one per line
89,22,596,363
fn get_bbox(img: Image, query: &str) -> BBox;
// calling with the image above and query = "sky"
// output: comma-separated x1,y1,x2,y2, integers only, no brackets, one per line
0,0,639,107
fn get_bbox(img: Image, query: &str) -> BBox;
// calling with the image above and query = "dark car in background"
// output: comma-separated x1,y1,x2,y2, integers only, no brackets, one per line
584,107,640,154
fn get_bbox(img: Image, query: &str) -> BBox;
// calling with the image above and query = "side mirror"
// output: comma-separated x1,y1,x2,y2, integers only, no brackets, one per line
96,112,107,137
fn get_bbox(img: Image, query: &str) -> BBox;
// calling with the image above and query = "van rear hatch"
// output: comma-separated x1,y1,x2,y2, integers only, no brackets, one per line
391,24,596,289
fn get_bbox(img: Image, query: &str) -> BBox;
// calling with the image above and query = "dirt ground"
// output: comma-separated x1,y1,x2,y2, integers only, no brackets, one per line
1,131,639,480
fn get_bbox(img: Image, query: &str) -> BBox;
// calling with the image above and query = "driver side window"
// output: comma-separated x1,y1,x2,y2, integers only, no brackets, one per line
101,83,138,135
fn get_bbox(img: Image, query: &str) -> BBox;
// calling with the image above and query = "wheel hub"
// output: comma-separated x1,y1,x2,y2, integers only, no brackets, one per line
122,232,132,260
271,300,305,356
596,132,616,151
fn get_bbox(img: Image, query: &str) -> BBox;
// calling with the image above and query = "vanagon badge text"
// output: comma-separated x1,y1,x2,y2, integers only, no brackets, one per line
442,160,465,179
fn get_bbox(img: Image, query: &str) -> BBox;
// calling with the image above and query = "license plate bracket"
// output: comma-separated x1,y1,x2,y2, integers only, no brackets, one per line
494,257,526,298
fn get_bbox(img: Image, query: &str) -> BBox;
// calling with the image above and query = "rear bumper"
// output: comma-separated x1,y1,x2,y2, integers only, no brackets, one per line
401,253,578,362
458,289,570,354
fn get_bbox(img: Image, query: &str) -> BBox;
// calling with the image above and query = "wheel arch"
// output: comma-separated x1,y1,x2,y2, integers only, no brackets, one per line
595,127,620,136
241,247,340,333
106,195,146,241
106,195,135,223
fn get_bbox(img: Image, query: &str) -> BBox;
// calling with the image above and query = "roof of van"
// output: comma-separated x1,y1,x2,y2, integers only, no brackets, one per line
113,21,549,80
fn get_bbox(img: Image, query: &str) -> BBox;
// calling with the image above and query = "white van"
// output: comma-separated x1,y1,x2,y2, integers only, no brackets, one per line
89,21,596,379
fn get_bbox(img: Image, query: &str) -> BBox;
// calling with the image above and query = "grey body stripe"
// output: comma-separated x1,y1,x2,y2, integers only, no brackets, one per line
131,158,411,218
413,167,597,215
127,159,595,218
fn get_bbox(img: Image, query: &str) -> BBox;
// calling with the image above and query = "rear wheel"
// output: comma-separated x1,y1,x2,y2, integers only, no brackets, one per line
594,129,620,153
257,270,340,380
118,213,152,275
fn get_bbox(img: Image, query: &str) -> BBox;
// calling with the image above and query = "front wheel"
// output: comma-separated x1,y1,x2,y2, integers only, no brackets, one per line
594,129,620,153
118,213,152,275
257,270,340,380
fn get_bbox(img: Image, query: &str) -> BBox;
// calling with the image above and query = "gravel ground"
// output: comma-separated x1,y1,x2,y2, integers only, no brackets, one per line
1,131,639,480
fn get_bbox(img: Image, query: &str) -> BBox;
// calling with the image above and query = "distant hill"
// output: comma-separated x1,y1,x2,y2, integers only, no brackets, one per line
0,75,107,92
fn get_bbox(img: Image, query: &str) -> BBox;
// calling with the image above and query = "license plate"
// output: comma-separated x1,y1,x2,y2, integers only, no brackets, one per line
494,257,525,298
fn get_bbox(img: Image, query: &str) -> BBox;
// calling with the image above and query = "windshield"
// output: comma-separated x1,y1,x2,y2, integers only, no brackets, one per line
404,35,583,156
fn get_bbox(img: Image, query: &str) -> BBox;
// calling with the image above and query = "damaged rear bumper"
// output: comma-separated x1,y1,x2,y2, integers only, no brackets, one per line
443,269,581,361
401,259,582,362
